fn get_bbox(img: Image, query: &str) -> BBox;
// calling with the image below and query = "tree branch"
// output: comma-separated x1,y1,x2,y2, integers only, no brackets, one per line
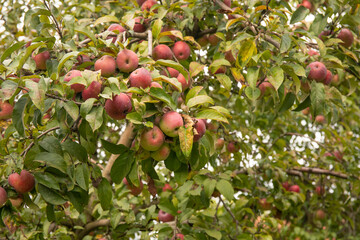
219,196,239,235
102,123,135,182
43,0,63,39
77,219,110,240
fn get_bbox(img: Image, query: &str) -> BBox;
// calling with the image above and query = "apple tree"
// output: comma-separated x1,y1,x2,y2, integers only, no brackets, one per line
0,0,359,239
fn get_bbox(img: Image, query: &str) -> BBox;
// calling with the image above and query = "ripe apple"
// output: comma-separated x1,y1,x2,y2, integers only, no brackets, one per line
82,81,102,100
140,126,165,151
147,178,157,197
332,74,340,85
159,111,184,137
315,209,326,220
227,141,239,153
208,34,220,46
177,73,191,91
308,49,319,56
152,44,173,60
258,80,274,96
193,119,206,142
158,210,175,222
315,186,325,196
9,195,23,208
161,67,179,78
289,185,300,193
94,55,116,77
225,50,236,63
105,93,132,120
107,24,126,43
162,183,173,192
141,0,157,11
172,233,184,240
282,182,290,191
197,35,209,47
32,51,50,70
64,70,85,93
134,17,146,33
136,0,146,6
318,30,332,41
223,0,231,7
298,0,313,11
315,115,325,124
151,143,170,161
172,41,191,60
74,54,92,69
324,70,332,85
150,82,163,88
337,28,354,48
0,101,13,120
259,198,272,210
215,138,225,150
116,49,139,73
0,187,7,207
302,107,310,115
123,178,143,196
213,66,226,75
8,170,35,193
307,61,327,82
129,67,152,89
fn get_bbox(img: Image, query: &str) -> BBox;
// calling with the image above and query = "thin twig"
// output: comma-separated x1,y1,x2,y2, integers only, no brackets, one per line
43,0,63,39
219,196,239,235
21,126,60,156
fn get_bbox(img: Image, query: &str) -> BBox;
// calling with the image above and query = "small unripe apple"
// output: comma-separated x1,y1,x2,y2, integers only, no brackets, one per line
258,80,274,96
32,51,50,70
193,119,206,142
0,187,8,207
158,210,175,222
105,93,132,120
129,67,152,89
172,41,191,60
64,70,85,93
162,183,173,192
8,170,35,193
177,73,191,91
123,178,143,196
307,62,327,82
302,107,310,115
259,198,272,210
0,101,13,120
140,126,165,151
289,185,300,193
95,55,116,77
159,111,184,137
215,138,225,150
315,115,325,124
151,143,171,161
116,49,139,73
337,28,354,48
152,44,173,60
82,81,102,100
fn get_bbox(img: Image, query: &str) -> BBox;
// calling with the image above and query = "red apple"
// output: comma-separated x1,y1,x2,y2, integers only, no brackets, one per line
162,183,173,192
302,107,310,115
150,82,163,88
282,182,290,191
8,170,35,194
105,93,132,120
161,67,179,78
32,51,50,70
82,81,102,100
315,209,326,220
0,187,7,207
9,195,23,208
140,126,165,151
116,49,139,73
123,178,143,196
315,186,325,196
315,115,325,124
318,30,332,41
107,24,126,43
177,73,191,91
134,17,146,33
227,141,239,153
324,70,332,85
298,0,313,12
258,80,274,96
308,49,319,56
337,28,354,48
197,35,209,47
172,41,191,60
289,185,300,193
151,143,170,161
158,210,175,222
215,138,225,150
172,233,184,240
95,55,116,77
259,198,272,210
0,101,13,120
136,0,146,6
129,67,152,89
141,0,157,11
152,44,173,60
223,0,231,7
64,70,85,93
307,62,327,82
159,111,184,137
208,34,220,46
193,119,206,142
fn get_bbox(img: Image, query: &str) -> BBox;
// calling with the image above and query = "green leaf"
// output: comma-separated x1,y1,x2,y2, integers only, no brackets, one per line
67,187,89,212
152,75,182,92
149,87,176,110
38,184,66,205
216,179,234,201
245,86,261,100
63,14,75,36
186,86,203,103
80,98,96,117
110,152,134,184
57,51,79,76
75,163,89,191
246,67,260,88
97,178,112,210
203,178,217,198
64,101,79,121
237,39,256,67
0,80,18,101
195,109,228,123
290,6,309,24
280,33,291,53
158,198,177,216
164,151,181,171
293,95,311,112
209,59,231,73
152,18,163,39
39,136,63,156
309,14,328,35
126,112,143,124
101,139,129,155
34,152,67,173
26,80,45,110
268,66,284,90
310,81,325,117
216,74,232,91
33,172,60,190
85,106,103,131
94,15,119,26
186,95,214,108
62,140,88,162
12,96,29,137
0,41,26,63
17,42,45,71
205,229,222,240
155,59,188,82
75,27,97,45
178,126,193,158
279,92,296,112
